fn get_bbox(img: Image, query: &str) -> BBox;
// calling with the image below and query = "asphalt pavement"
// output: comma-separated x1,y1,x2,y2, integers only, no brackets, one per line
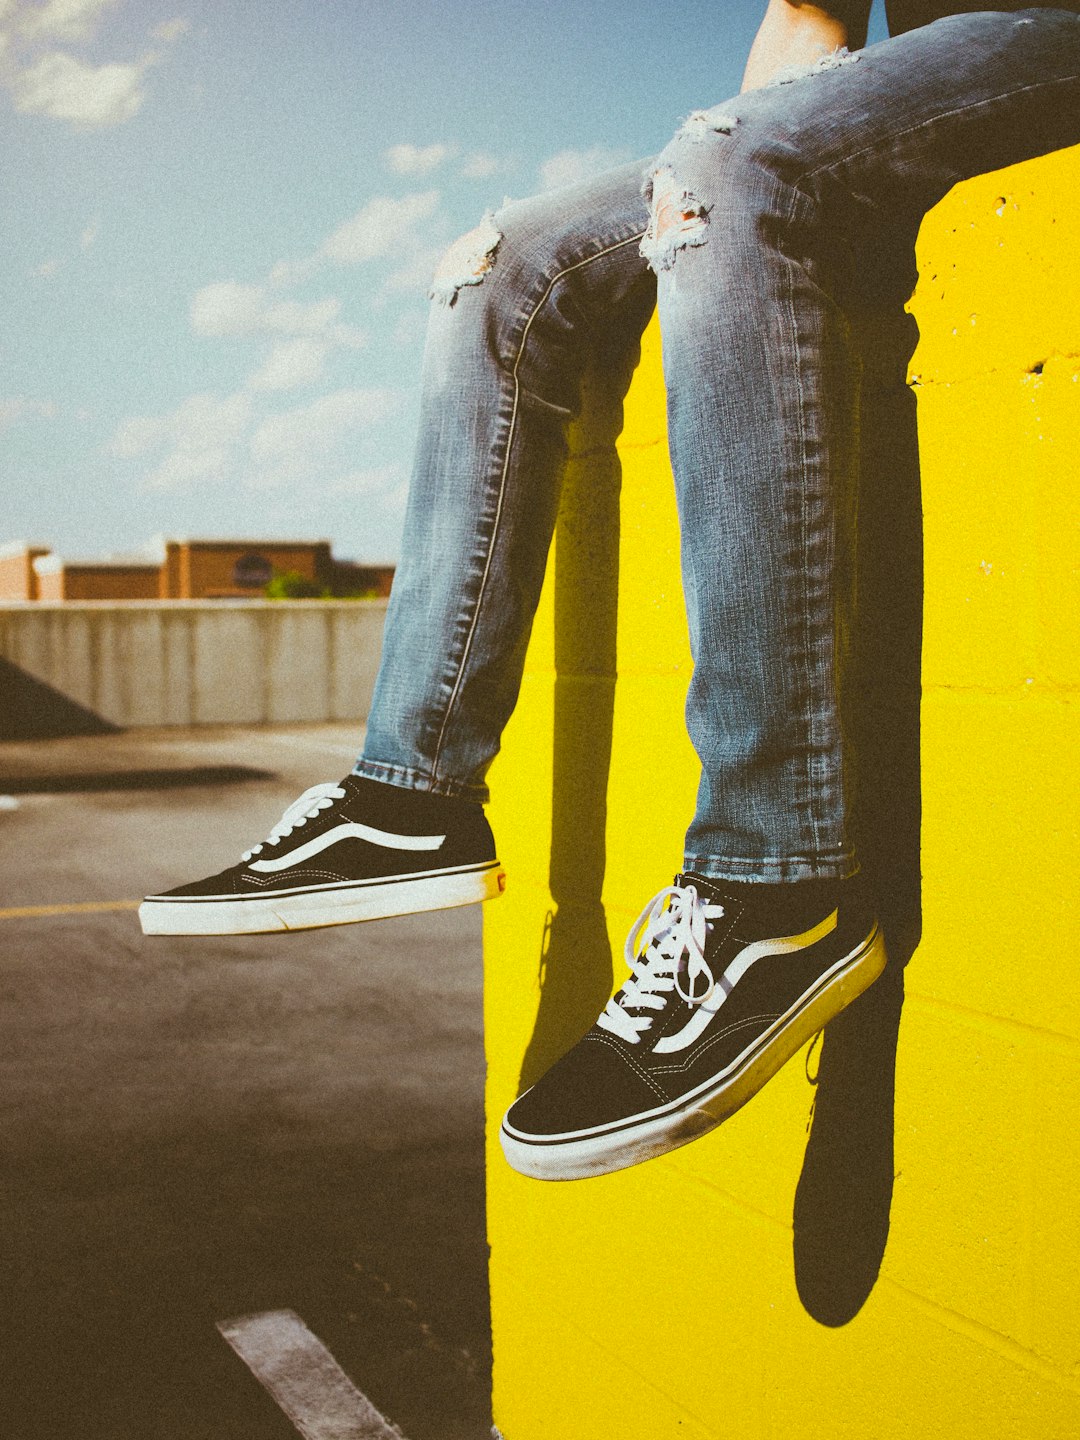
0,724,493,1440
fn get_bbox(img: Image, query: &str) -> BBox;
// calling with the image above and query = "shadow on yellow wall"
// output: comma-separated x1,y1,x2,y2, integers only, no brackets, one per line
510,284,931,1325
486,148,1080,1440
792,300,924,1325
515,345,631,1099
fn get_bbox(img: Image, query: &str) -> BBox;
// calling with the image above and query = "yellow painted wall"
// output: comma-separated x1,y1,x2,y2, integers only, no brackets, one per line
484,144,1080,1438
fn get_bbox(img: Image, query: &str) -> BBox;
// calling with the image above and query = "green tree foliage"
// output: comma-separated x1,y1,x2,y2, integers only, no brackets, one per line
264,570,329,599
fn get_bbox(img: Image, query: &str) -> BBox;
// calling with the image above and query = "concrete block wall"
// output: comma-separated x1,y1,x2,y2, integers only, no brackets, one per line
483,145,1080,1438
0,600,387,728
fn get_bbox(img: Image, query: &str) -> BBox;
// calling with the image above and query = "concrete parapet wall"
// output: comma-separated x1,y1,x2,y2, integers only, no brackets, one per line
0,600,387,728
484,146,1080,1438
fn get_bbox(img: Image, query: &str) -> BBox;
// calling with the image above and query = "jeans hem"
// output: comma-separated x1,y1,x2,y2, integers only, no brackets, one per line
682,852,859,884
352,757,490,804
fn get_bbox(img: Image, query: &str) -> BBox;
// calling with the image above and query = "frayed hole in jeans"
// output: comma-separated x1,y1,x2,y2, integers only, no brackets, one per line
679,109,740,141
639,164,711,273
767,45,861,88
430,212,503,306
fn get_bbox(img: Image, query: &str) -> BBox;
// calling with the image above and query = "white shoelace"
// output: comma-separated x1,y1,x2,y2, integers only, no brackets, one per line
241,782,346,862
596,882,727,1045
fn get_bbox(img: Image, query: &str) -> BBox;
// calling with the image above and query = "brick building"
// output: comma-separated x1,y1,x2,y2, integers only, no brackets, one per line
33,554,161,601
161,539,333,599
323,557,396,600
0,542,50,600
0,538,395,602
160,540,394,599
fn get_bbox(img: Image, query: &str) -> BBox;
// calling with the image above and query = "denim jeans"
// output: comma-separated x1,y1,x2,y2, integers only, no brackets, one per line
357,9,1080,882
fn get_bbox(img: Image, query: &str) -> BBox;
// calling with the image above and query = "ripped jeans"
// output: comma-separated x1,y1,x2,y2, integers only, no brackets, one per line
357,9,1080,883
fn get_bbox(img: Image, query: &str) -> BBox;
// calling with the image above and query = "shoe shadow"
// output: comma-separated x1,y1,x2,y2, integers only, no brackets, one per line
793,291,924,1326
517,298,654,1096
511,256,925,1332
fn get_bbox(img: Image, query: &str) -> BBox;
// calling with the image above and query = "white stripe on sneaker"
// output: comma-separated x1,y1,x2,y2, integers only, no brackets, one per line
249,821,446,871
652,909,838,1054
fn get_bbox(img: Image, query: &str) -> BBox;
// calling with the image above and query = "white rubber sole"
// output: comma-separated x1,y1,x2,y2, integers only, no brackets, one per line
140,862,506,936
500,925,888,1181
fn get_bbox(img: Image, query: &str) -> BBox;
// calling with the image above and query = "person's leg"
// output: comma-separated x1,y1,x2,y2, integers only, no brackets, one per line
502,10,1080,1179
357,164,656,799
653,8,1080,884
141,164,656,935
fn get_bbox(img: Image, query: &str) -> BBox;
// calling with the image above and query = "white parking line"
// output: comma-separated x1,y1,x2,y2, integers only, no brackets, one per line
217,1309,406,1440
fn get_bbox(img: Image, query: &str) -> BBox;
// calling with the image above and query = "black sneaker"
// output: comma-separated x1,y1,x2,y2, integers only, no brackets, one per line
139,775,504,935
500,873,885,1180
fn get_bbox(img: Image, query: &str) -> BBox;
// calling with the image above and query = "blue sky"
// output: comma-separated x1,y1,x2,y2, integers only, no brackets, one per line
1,0,887,564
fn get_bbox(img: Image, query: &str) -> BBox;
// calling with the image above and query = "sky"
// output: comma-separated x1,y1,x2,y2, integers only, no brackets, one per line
1,0,887,564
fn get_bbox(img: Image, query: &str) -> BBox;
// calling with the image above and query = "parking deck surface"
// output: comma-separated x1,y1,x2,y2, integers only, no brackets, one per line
0,725,493,1440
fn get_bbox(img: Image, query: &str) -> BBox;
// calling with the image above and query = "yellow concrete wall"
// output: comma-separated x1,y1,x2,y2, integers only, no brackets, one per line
483,144,1080,1438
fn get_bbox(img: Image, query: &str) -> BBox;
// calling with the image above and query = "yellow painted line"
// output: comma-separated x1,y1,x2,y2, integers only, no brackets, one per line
0,900,140,919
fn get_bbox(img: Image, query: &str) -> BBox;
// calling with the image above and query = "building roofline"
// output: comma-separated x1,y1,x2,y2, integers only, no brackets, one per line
33,555,159,574
166,538,333,549
0,541,50,559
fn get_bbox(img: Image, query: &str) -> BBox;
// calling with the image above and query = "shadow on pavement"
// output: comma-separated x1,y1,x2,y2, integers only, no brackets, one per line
0,732,492,1440
3,1122,490,1440
0,657,120,741
0,765,274,794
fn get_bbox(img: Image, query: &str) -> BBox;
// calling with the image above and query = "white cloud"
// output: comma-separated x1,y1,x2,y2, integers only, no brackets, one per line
18,0,119,43
146,445,231,492
110,386,403,498
0,397,28,430
190,282,343,340
327,462,406,497
538,145,632,192
261,296,343,337
189,282,272,336
384,143,451,176
268,191,447,290
167,392,253,449
390,309,428,349
247,337,330,392
1,2,187,129
250,388,400,465
12,51,150,127
320,191,440,266
461,151,500,180
384,479,409,515
26,213,99,275
110,391,254,493
383,244,442,296
0,395,55,427
325,466,410,544
328,321,366,349
110,412,169,458
267,257,308,289
190,281,365,370
152,16,189,44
